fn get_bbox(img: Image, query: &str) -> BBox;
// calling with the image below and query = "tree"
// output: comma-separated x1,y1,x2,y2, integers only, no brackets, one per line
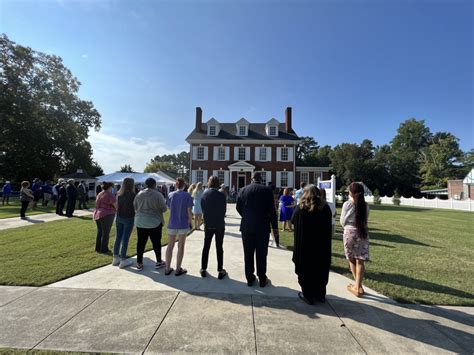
120,164,134,173
144,160,175,173
144,151,190,178
392,189,401,206
296,136,319,165
420,132,465,188
0,35,101,181
373,189,381,204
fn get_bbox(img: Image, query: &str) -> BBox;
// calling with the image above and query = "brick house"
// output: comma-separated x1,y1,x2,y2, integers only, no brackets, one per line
186,107,331,189
448,168,474,200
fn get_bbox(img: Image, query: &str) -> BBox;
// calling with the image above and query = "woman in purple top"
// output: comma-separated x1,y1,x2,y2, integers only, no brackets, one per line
165,177,194,276
279,188,295,232
93,182,117,253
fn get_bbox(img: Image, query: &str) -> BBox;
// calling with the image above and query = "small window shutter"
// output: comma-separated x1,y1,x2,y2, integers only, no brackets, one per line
266,147,272,162
212,170,218,179
233,147,239,161
276,147,281,162
287,147,294,162
192,146,198,160
203,170,208,184
203,147,209,160
225,147,230,160
276,172,281,187
245,147,250,161
213,147,218,160
255,147,261,161
192,170,197,184
288,172,294,188
224,171,230,187
266,171,272,185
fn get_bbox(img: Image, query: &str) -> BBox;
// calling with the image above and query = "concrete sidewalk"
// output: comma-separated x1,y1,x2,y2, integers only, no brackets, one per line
1,205,473,353
0,209,93,231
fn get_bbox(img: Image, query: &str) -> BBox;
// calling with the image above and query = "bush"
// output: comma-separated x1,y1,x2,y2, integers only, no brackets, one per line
392,189,401,206
373,189,381,205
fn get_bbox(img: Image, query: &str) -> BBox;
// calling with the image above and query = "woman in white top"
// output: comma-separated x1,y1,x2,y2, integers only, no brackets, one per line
340,182,370,297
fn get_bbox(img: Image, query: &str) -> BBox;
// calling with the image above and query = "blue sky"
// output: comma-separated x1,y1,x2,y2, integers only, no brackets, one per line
1,0,472,173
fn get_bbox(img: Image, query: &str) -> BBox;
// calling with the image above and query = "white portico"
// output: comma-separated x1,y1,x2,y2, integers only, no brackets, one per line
228,161,255,190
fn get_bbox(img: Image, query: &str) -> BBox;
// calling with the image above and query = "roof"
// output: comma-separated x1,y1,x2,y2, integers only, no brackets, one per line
463,168,474,184
96,172,175,185
186,123,299,142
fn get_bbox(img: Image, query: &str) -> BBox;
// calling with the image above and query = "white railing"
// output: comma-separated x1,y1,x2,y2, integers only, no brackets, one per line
371,196,474,212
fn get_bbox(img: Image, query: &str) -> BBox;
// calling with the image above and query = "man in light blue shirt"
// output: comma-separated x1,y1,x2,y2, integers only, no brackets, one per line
294,182,306,205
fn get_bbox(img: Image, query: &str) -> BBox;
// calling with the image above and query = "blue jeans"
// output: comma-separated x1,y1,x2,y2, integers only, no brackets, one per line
114,216,134,259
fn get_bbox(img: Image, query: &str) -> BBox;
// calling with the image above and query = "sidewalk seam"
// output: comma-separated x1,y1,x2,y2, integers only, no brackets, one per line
142,291,180,354
30,288,110,351
327,300,368,355
0,287,39,308
250,295,258,354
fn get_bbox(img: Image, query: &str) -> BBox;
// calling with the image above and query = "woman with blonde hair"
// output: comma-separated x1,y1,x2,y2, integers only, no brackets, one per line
112,177,136,268
340,182,370,297
192,182,204,230
291,185,332,304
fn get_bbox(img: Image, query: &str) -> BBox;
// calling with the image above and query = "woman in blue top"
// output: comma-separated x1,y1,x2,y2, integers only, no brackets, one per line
280,188,295,232
192,182,204,230
2,181,12,205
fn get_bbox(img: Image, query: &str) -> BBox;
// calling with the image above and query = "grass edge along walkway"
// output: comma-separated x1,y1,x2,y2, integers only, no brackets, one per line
279,204,474,306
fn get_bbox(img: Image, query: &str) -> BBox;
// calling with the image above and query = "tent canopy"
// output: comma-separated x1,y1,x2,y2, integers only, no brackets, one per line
96,172,175,185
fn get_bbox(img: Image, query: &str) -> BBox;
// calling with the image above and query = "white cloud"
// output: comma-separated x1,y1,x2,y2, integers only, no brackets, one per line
89,131,188,173
81,54,88,59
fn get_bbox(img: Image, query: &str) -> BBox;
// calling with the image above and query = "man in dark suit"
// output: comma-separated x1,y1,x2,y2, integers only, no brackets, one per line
236,172,279,287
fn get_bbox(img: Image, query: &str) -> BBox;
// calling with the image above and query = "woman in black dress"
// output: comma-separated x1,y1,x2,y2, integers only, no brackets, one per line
292,185,332,305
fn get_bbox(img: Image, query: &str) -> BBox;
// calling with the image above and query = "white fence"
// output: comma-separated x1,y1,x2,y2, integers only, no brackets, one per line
373,196,474,212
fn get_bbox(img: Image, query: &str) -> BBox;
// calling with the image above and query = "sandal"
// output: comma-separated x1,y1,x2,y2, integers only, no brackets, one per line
347,284,362,297
165,267,174,276
175,268,187,276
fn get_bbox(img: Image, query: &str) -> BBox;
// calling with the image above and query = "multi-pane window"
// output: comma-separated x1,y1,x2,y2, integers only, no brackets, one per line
301,172,309,184
239,126,246,136
217,171,225,185
218,147,225,160
269,126,277,136
314,172,323,184
238,147,246,160
260,172,267,186
281,172,288,187
259,147,267,161
281,147,289,161
209,126,216,136
196,170,204,183
197,147,204,160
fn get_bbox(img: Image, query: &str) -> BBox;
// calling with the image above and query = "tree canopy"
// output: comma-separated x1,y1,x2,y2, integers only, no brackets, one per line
0,35,102,181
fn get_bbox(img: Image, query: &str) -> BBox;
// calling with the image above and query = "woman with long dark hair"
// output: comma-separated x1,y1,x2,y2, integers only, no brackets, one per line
340,182,370,297
291,185,332,304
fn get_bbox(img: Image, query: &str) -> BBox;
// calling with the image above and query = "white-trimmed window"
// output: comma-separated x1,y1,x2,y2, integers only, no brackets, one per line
238,147,246,160
197,147,205,160
301,172,309,184
238,126,246,136
281,147,289,161
218,147,225,160
314,172,323,184
209,126,216,136
269,126,277,136
259,148,267,161
217,171,225,185
281,172,288,187
196,170,204,183
260,172,267,186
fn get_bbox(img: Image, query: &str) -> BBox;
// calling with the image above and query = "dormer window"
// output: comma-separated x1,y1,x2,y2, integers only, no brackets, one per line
269,126,277,136
265,118,279,137
238,126,247,136
236,118,249,137
209,126,217,136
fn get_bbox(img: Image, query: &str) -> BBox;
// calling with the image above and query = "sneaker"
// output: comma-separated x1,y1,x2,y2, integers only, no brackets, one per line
136,263,144,271
112,256,120,266
155,261,166,269
218,269,227,280
119,259,133,269
200,269,207,278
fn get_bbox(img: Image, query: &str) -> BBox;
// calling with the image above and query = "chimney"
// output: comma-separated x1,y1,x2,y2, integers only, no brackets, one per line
285,107,292,133
195,107,202,132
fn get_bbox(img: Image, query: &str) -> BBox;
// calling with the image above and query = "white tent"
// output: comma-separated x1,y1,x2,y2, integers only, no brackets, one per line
96,172,175,185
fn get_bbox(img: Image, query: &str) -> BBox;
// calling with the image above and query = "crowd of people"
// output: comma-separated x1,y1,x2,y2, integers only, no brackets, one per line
91,173,369,304
16,178,90,219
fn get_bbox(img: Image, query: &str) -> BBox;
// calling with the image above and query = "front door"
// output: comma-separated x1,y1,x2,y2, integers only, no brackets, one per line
238,174,246,189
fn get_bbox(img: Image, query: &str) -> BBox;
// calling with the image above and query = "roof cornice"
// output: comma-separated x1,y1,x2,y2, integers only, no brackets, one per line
186,139,302,145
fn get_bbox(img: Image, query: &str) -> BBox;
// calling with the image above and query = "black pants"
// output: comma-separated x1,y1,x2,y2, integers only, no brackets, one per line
66,198,76,217
297,269,329,300
136,224,163,264
20,201,29,218
77,195,87,209
242,233,270,282
95,214,115,252
56,198,66,215
201,227,225,271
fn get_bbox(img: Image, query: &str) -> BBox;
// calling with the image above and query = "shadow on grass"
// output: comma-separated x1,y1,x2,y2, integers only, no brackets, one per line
331,265,474,304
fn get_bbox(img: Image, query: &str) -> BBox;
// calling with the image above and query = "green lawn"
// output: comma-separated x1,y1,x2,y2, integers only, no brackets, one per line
0,211,169,286
280,204,474,305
